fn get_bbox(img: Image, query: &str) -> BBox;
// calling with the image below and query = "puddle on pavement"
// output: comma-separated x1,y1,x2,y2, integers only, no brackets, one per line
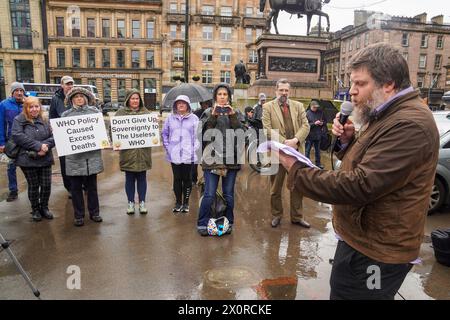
254,276,298,300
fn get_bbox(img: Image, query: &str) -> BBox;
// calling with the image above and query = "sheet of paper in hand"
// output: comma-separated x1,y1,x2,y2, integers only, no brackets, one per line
257,140,319,169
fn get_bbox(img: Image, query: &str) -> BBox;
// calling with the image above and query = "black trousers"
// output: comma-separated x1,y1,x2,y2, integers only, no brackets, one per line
69,175,99,219
330,241,413,300
21,166,52,212
171,163,193,204
59,156,71,193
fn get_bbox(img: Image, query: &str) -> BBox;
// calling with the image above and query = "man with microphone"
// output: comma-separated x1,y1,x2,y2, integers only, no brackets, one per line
275,43,439,299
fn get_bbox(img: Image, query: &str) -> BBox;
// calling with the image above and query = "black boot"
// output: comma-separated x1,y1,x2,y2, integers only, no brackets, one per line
181,186,192,213
6,191,18,202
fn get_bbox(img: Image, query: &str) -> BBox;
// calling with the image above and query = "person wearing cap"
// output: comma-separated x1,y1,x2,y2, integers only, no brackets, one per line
49,75,74,197
114,89,152,215
197,83,245,236
252,92,266,131
0,82,26,201
61,87,103,227
305,99,326,169
162,95,199,213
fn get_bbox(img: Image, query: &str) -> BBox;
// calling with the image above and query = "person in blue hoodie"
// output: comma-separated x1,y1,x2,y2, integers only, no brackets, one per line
0,82,25,201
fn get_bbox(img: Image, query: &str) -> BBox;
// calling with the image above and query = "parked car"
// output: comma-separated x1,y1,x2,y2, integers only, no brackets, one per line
334,111,450,214
101,102,123,115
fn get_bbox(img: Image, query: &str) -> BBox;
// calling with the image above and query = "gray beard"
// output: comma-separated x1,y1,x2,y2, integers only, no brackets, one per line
353,89,385,127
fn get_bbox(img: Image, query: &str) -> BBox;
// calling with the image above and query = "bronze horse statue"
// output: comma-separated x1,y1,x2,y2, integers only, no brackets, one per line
260,0,331,36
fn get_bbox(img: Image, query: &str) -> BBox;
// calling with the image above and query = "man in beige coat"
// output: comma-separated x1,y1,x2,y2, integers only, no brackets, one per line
262,79,310,228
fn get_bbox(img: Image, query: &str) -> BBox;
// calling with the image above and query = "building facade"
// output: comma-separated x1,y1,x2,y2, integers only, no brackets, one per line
324,12,450,99
46,0,162,107
0,0,47,101
161,0,267,93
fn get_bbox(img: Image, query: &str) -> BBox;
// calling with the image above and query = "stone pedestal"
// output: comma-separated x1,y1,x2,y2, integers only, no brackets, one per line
248,34,333,100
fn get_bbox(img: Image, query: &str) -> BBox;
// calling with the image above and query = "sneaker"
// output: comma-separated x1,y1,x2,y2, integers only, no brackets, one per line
40,207,54,220
31,210,42,222
226,225,233,235
74,218,84,227
6,191,18,202
181,204,189,213
172,203,182,213
127,201,135,215
90,215,103,223
198,229,208,236
139,201,148,214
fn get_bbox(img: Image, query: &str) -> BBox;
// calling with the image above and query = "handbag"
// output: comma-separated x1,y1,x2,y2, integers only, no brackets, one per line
4,138,20,159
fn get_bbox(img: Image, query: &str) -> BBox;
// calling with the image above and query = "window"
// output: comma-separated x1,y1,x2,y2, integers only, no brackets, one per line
56,48,65,68
132,50,140,68
220,71,231,84
202,70,213,84
202,5,214,15
170,25,177,38
245,28,252,42
87,49,95,68
102,49,110,67
341,58,345,71
342,40,346,53
13,35,32,49
434,55,442,70
56,17,64,37
245,7,253,17
202,48,213,62
437,35,444,49
348,39,353,51
72,48,80,67
248,50,258,63
116,49,125,68
87,18,96,37
117,19,125,38
11,10,31,28
417,75,424,88
364,33,369,46
419,55,427,69
15,60,34,83
220,49,231,63
132,20,140,38
103,79,111,102
173,47,183,61
72,17,80,37
0,60,3,79
118,79,126,102
147,21,154,39
356,36,360,49
402,33,409,46
221,27,232,41
421,34,428,48
180,2,186,13
203,26,213,40
132,79,140,90
102,19,110,38
146,50,154,68
221,7,232,16
169,3,177,13
256,29,263,39
181,25,186,39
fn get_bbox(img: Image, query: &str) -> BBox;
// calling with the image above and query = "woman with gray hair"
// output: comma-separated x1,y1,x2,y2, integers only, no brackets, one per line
62,87,104,227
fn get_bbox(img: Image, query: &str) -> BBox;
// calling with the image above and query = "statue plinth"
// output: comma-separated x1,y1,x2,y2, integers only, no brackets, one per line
249,33,332,99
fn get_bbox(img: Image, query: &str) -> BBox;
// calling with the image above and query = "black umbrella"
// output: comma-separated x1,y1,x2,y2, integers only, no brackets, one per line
162,83,213,108
306,99,339,124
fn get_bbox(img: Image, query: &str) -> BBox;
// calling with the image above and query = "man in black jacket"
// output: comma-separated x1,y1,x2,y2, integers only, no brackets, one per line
49,75,74,197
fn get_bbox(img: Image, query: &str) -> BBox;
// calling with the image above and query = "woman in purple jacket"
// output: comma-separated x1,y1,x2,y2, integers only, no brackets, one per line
162,95,200,213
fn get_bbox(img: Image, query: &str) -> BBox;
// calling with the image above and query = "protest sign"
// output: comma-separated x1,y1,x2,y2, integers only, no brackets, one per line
110,113,160,150
50,113,110,156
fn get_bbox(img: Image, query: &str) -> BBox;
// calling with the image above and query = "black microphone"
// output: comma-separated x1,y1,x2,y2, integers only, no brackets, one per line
331,101,354,154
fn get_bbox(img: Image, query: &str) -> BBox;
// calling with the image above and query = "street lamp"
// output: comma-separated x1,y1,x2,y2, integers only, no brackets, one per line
184,1,189,83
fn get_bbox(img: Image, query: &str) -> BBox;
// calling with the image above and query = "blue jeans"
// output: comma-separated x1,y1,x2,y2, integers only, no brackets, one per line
197,169,238,229
125,171,147,202
7,161,18,193
305,139,321,166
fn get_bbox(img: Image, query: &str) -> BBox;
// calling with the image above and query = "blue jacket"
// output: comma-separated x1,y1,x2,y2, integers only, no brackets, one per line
0,97,23,146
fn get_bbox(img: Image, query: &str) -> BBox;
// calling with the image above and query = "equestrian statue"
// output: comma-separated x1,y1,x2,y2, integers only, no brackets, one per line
260,0,331,36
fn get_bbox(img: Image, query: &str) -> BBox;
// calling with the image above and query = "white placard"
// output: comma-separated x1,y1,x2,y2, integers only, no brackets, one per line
50,113,110,157
110,113,160,150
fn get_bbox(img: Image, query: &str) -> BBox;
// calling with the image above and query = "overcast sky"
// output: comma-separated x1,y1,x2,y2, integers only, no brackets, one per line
273,0,450,35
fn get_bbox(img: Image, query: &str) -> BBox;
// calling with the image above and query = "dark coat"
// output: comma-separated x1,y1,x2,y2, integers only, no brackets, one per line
49,88,69,119
11,114,55,167
287,90,439,264
306,108,326,141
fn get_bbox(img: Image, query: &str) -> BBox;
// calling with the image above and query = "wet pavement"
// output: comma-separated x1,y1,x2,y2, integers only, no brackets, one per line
0,149,449,300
